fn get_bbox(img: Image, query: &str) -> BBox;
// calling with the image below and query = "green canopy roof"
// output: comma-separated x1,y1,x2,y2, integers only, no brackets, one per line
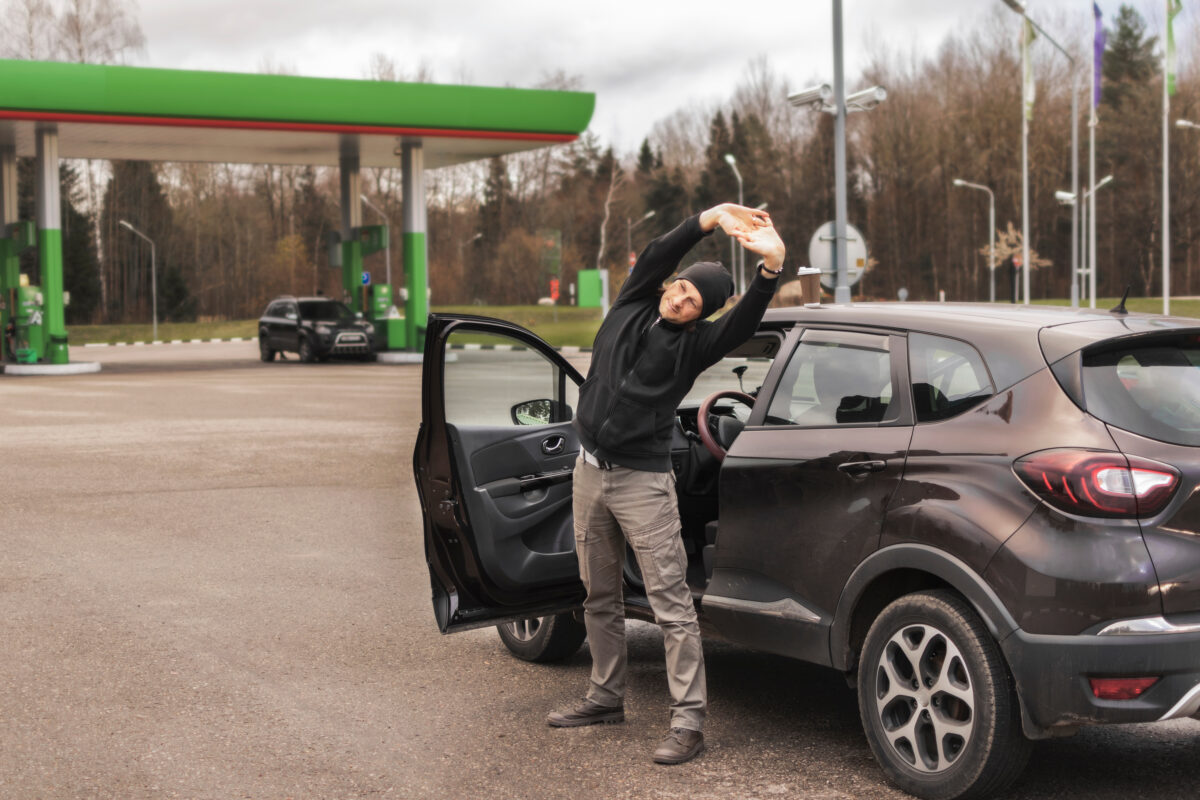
0,59,595,168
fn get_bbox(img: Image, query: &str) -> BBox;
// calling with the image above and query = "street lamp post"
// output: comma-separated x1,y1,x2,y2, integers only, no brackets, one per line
1001,0,1079,307
459,232,483,303
118,219,156,342
723,153,745,294
1057,173,1112,307
359,193,391,287
788,17,886,308
953,180,996,303
626,209,656,267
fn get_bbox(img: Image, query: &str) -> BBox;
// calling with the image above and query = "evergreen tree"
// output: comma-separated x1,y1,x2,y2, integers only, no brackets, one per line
60,163,101,323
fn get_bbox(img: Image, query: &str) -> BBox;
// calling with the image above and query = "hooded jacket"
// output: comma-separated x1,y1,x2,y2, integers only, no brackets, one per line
574,213,779,472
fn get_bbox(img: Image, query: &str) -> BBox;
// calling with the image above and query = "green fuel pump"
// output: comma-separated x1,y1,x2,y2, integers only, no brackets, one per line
13,279,45,363
1,220,37,362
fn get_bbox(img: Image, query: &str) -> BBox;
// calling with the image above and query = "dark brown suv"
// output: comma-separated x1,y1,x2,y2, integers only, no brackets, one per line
414,304,1200,800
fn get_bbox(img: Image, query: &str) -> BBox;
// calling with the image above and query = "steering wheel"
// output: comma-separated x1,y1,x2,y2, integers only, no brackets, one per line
697,390,756,462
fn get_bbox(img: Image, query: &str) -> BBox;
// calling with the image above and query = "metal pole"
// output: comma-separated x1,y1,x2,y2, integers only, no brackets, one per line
1070,85,1080,307
832,0,850,304
150,238,157,342
723,155,745,294
1163,17,1172,317
989,191,996,303
1021,23,1031,306
1089,112,1098,308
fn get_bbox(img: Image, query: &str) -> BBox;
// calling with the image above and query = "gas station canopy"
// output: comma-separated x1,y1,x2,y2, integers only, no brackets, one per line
0,59,595,167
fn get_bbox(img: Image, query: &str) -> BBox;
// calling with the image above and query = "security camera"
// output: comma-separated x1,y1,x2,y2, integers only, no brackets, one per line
788,84,834,109
1054,190,1077,205
846,86,887,112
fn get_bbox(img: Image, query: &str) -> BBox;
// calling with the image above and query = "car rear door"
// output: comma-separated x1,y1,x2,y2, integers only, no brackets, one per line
703,327,913,665
414,314,586,633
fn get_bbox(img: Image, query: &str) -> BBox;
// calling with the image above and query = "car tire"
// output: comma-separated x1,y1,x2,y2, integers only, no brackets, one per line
298,335,317,364
496,613,586,663
258,334,276,362
857,590,1031,800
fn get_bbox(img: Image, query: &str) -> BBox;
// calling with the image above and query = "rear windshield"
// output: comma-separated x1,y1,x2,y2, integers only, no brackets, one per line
1081,333,1200,446
299,300,352,321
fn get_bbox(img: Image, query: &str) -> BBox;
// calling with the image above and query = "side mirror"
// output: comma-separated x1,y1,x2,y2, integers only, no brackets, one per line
511,399,573,426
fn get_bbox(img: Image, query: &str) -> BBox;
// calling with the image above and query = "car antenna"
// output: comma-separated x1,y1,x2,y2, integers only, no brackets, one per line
1109,285,1132,316
732,365,748,393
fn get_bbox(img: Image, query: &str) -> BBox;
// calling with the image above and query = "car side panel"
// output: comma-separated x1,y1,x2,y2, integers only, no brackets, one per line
883,369,1132,616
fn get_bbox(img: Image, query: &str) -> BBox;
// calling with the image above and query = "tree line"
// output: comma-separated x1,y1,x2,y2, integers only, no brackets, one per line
5,2,1200,324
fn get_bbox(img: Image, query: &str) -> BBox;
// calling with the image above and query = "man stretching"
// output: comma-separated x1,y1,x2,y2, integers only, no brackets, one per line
547,204,786,764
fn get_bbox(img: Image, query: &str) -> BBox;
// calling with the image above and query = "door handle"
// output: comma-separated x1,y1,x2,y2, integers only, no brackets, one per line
541,435,566,455
837,459,886,476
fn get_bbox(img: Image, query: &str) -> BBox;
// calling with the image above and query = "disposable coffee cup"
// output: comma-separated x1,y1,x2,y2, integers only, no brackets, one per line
795,267,822,307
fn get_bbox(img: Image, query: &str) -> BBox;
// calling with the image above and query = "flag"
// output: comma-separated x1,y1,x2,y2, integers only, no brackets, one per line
1023,18,1037,121
1094,3,1106,108
1168,0,1183,95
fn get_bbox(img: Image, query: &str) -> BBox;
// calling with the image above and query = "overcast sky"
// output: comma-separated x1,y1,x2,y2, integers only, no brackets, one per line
136,0,1179,154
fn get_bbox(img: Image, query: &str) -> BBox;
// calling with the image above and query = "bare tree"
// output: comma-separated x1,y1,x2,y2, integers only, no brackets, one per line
56,0,145,64
2,0,57,59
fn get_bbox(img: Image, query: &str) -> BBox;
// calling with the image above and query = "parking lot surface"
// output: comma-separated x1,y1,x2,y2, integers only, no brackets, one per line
2,342,1199,799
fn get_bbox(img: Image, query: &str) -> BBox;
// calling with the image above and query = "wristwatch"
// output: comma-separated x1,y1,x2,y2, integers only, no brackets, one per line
757,260,784,277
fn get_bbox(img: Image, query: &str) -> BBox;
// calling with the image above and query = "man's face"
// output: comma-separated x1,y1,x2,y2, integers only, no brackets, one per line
659,279,703,324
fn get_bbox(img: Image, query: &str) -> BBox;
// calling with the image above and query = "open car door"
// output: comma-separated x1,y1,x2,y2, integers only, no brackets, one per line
414,314,586,633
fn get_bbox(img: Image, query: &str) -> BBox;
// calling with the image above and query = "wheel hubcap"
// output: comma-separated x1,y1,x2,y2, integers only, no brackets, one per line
874,623,975,773
502,617,543,642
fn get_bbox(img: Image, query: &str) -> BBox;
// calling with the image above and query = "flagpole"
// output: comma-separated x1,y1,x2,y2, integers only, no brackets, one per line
1021,18,1031,305
1091,11,1099,310
1163,0,1173,316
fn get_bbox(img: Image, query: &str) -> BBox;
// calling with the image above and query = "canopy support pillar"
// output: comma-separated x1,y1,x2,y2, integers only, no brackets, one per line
401,141,427,351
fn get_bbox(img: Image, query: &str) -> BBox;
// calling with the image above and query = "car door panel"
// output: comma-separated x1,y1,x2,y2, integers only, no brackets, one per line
415,314,586,633
702,328,914,665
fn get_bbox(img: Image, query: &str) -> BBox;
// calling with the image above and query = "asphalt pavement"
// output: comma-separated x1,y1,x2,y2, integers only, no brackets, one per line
2,341,1198,799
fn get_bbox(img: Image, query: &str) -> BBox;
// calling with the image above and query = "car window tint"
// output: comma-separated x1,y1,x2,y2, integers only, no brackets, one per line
909,333,994,423
299,300,351,320
765,340,893,427
444,330,578,427
265,302,281,316
1080,333,1200,446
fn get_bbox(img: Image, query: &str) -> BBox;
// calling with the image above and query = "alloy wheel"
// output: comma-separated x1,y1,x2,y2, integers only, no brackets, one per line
872,622,975,774
500,617,544,642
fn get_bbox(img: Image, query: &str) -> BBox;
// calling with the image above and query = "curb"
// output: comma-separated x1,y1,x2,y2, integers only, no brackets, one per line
82,337,249,348
3,361,102,376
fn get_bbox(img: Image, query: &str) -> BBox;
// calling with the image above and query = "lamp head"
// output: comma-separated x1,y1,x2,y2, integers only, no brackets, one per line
118,220,133,231
952,179,966,187
724,153,736,166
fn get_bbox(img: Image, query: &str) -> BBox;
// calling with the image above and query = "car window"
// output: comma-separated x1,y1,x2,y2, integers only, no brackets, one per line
299,300,352,321
1080,333,1200,446
444,330,579,427
682,333,781,421
908,333,994,423
765,335,894,427
265,302,281,316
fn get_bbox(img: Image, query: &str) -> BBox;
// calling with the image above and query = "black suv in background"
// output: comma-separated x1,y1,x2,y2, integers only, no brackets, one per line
258,296,375,363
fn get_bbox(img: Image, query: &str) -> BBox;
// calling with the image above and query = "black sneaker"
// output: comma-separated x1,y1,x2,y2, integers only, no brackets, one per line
652,727,704,764
546,699,625,728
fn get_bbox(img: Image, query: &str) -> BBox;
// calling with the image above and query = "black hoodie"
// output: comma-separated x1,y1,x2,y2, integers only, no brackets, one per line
574,213,779,472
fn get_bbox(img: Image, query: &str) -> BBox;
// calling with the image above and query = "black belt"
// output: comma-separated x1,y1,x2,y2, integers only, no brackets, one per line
581,449,615,470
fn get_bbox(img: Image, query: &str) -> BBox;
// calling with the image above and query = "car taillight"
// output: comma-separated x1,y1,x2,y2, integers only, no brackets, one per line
1013,449,1180,519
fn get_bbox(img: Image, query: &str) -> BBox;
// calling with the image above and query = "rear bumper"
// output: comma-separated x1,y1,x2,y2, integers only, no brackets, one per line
1003,624,1200,732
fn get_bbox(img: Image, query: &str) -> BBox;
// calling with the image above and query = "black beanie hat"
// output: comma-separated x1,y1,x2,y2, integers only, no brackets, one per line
676,261,734,318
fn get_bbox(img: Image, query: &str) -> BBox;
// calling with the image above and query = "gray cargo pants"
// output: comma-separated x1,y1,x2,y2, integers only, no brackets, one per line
572,455,706,732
